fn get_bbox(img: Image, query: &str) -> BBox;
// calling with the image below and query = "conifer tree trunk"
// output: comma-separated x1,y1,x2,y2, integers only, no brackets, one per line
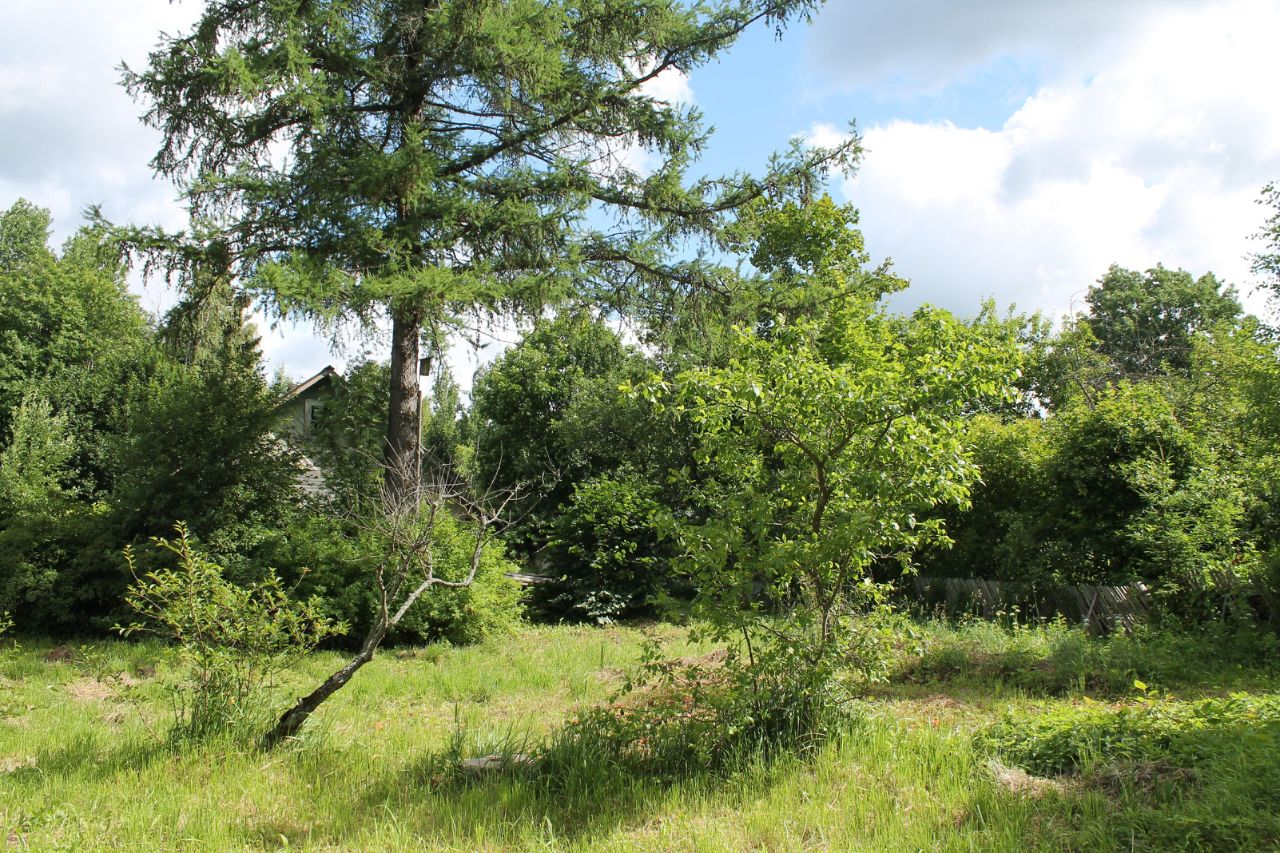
385,308,422,502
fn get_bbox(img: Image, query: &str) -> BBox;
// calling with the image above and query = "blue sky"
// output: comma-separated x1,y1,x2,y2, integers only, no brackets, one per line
2,0,1278,389
690,24,1035,168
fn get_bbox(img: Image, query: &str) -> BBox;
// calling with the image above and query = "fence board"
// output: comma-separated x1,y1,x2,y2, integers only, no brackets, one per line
906,575,1150,634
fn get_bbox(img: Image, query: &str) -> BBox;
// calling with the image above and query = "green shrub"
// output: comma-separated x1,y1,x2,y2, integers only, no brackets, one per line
392,512,524,645
1125,458,1262,620
470,312,648,557
546,608,898,780
118,524,344,743
537,472,674,623
107,358,303,560
275,511,523,646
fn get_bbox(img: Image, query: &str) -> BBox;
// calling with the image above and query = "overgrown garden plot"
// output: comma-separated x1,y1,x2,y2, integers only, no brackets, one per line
2,620,1277,851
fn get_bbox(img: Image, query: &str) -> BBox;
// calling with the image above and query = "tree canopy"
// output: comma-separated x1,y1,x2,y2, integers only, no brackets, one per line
124,0,856,499
1084,263,1242,378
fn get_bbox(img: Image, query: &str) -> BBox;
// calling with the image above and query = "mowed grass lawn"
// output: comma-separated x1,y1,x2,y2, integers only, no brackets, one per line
2,620,1279,851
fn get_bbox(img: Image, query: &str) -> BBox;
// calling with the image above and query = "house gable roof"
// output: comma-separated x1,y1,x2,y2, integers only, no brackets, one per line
285,365,338,400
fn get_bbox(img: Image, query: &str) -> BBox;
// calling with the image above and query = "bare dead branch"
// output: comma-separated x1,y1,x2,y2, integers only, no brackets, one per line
263,451,522,747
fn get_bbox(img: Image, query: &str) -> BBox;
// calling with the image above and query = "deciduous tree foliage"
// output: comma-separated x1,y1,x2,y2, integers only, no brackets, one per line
471,312,644,544
650,199,1020,676
1253,181,1280,297
0,201,150,455
469,313,691,620
1084,264,1242,379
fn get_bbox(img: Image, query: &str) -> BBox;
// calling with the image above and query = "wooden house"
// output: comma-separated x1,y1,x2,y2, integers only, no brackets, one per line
277,365,339,439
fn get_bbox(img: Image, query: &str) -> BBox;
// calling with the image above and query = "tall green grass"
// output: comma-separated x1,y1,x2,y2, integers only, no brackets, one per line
1,622,1277,850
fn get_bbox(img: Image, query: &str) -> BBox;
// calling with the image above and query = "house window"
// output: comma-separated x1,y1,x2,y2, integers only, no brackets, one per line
305,399,324,430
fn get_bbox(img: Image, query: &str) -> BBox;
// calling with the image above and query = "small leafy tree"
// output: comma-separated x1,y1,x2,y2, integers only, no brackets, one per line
642,199,1020,740
119,524,344,743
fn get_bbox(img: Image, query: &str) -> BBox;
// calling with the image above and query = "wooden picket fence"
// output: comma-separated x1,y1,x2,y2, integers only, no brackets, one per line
906,575,1152,634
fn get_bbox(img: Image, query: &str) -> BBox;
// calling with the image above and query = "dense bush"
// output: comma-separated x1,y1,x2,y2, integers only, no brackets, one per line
469,312,694,620
915,263,1280,626
916,415,1049,581
1,353,308,632
0,392,86,622
537,472,675,623
918,383,1264,618
393,512,524,645
107,356,304,573
1042,383,1202,582
271,511,523,646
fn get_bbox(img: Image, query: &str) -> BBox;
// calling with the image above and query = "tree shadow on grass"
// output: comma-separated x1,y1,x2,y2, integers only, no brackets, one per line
262,713,810,849
7,732,169,788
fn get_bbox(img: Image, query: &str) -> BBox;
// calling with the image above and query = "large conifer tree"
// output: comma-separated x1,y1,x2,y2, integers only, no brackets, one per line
124,0,854,501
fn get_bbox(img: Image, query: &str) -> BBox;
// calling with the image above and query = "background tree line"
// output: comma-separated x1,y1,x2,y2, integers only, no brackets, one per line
6,187,1280,639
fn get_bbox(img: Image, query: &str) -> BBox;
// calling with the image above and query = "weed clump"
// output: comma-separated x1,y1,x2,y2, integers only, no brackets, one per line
118,523,344,744
976,692,1280,776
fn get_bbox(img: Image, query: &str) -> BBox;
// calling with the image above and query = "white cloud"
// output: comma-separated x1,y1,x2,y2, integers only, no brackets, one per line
819,0,1280,318
640,65,694,108
0,1,204,244
803,122,852,152
806,0,1208,94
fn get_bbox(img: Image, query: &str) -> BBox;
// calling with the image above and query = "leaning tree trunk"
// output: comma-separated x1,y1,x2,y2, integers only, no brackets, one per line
262,626,387,748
